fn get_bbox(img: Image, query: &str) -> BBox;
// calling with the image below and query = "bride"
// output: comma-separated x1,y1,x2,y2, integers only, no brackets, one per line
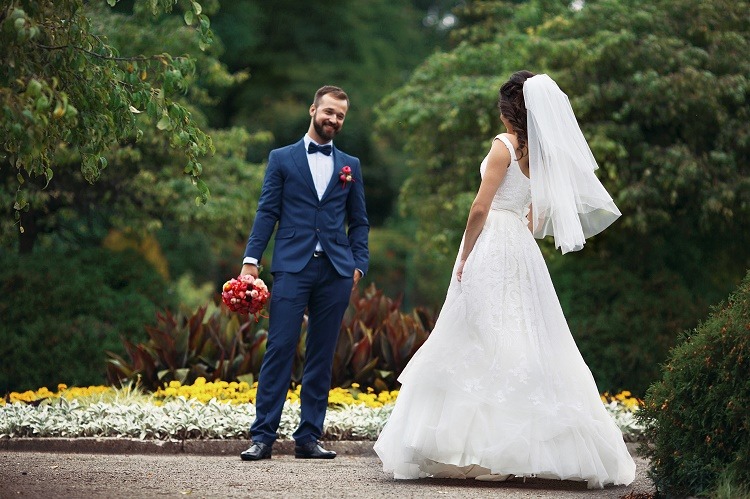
373,71,636,489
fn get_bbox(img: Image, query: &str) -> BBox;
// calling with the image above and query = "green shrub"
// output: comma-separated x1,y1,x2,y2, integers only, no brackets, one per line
712,470,750,499
638,270,750,497
0,248,175,393
549,241,741,396
361,227,416,307
552,260,698,395
156,225,220,286
110,283,436,392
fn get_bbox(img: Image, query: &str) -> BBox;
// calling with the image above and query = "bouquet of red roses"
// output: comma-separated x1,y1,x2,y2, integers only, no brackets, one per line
221,274,270,319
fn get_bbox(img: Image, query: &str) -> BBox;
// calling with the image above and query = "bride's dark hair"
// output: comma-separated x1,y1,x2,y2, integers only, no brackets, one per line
498,70,535,158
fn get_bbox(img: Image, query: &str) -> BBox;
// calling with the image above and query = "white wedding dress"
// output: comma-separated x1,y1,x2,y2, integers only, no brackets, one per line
374,135,636,489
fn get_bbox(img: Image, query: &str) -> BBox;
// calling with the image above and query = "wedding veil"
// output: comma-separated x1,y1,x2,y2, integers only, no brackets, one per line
523,74,621,253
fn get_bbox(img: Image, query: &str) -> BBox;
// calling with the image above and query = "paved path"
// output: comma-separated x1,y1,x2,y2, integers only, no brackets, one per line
0,442,653,498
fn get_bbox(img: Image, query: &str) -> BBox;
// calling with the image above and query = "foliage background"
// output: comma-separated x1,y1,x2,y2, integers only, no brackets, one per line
373,0,750,393
0,247,175,393
1,0,749,399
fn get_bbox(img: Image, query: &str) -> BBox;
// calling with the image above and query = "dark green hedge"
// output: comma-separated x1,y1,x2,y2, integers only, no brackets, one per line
0,247,175,393
549,234,744,396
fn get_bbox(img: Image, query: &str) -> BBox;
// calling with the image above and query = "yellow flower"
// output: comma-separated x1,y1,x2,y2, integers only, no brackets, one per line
9,380,409,410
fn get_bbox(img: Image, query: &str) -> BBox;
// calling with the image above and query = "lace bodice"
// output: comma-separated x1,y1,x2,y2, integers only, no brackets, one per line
479,135,531,217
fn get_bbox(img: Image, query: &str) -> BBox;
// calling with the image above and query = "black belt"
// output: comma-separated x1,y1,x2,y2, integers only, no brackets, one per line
313,251,325,258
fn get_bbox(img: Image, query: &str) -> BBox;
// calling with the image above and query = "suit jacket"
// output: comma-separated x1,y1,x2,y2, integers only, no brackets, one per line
244,139,369,277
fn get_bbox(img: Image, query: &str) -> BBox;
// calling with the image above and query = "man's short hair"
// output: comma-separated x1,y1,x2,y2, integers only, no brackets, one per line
314,85,350,107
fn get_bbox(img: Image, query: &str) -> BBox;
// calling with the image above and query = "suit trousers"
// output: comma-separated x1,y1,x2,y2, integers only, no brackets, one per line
250,253,353,445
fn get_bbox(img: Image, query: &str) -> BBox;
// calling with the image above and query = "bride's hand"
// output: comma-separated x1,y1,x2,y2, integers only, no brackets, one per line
456,259,466,282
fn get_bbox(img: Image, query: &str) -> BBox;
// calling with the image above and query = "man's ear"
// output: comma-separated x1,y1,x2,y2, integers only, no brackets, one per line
309,105,316,116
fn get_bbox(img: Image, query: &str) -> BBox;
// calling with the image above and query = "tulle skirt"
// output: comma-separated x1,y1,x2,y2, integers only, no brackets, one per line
373,209,636,489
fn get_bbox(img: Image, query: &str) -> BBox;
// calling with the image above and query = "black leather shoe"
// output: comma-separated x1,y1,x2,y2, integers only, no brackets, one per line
240,442,272,461
295,440,337,459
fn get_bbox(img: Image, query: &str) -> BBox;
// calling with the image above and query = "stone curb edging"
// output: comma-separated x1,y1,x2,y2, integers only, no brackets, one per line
0,438,377,456
1,439,639,458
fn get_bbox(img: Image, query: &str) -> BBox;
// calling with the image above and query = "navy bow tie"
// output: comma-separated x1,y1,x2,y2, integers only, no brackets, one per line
307,142,332,156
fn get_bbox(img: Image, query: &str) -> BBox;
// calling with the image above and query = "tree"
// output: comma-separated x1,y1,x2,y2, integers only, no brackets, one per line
0,1,272,390
376,0,750,392
0,1,270,255
0,0,216,251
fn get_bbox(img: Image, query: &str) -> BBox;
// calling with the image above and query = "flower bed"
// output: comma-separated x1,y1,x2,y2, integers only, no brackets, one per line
152,379,398,408
1,381,644,441
600,391,645,441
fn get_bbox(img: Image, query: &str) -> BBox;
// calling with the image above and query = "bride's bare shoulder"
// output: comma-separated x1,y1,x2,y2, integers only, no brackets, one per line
497,133,520,148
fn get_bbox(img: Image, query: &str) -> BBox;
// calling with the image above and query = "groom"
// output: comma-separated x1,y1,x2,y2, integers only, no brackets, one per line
239,86,369,461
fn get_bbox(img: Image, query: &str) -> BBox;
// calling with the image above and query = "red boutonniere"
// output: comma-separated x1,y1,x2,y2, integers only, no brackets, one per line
339,165,355,189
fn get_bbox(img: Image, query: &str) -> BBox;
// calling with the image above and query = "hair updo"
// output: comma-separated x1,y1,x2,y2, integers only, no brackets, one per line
498,70,535,158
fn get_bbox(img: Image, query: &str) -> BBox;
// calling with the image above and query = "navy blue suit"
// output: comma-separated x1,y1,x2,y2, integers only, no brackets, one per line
244,139,369,445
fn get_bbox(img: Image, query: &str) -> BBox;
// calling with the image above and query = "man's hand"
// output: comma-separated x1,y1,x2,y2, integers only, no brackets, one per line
352,269,362,288
241,263,259,279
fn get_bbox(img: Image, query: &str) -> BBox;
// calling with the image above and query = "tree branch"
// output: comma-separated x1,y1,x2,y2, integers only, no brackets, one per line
35,42,188,63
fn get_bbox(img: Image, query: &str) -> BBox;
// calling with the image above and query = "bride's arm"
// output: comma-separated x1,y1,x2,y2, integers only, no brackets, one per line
457,138,511,281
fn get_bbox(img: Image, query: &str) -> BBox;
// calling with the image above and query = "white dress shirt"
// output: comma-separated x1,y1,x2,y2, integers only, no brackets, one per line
303,134,333,253
303,134,335,206
243,135,332,266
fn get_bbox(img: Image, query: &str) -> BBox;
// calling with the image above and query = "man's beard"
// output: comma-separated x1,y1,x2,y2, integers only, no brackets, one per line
313,113,340,141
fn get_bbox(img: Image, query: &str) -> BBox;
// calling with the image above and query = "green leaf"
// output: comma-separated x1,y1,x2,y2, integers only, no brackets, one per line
107,0,117,6
13,189,28,211
196,178,209,196
156,115,170,130
184,10,194,26
192,1,202,15
146,101,157,118
26,79,42,97
43,167,53,187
